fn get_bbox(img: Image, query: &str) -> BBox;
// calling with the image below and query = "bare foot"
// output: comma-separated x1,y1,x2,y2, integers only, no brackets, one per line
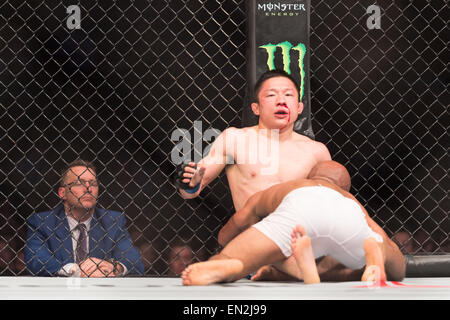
250,265,274,281
291,225,320,284
361,237,386,283
181,259,243,286
250,264,298,281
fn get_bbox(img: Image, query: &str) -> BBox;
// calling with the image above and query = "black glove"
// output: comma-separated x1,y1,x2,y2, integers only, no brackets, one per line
174,163,198,190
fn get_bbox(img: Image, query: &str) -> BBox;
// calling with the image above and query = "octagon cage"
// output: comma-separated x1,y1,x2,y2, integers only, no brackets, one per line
0,0,448,277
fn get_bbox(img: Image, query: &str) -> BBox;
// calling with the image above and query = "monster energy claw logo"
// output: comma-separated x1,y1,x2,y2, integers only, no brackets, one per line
260,41,306,101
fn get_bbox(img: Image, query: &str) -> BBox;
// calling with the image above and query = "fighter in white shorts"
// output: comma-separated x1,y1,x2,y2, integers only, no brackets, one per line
182,161,405,285
253,185,383,270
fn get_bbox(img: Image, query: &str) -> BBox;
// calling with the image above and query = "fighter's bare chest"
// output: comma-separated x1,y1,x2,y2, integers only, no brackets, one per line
235,146,316,181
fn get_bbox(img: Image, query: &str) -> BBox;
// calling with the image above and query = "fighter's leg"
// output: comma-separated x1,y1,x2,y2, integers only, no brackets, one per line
365,216,405,281
290,225,320,284
252,225,320,283
361,237,387,282
251,260,301,281
251,256,367,282
182,227,286,285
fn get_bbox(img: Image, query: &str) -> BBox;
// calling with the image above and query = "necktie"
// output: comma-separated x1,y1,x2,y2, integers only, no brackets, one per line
75,223,88,263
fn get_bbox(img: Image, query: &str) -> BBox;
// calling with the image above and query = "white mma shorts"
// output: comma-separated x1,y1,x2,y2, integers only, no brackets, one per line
252,186,383,269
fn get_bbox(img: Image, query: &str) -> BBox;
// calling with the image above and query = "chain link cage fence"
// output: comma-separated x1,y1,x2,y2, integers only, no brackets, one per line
0,0,448,276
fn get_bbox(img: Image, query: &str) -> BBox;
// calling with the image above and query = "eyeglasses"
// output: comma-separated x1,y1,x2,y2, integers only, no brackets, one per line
65,180,99,188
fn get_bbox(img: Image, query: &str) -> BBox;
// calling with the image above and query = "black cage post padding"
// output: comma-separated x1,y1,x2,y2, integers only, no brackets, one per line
244,0,314,138
406,255,450,278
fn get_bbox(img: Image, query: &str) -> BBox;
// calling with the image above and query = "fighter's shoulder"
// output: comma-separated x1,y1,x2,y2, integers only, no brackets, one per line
291,132,320,146
291,134,330,156
221,126,255,138
222,126,240,135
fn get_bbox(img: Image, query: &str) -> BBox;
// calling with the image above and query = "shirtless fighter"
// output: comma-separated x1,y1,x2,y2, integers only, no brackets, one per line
181,161,406,285
176,69,331,212
175,70,394,281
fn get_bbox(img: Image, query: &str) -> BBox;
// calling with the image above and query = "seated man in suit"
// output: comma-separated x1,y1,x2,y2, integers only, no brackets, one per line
25,159,144,277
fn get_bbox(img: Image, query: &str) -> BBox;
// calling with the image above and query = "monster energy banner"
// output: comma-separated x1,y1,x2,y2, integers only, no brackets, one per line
244,0,313,139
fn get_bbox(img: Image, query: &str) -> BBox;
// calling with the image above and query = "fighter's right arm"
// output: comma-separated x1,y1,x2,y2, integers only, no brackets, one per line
252,180,299,218
178,128,237,199
218,179,302,246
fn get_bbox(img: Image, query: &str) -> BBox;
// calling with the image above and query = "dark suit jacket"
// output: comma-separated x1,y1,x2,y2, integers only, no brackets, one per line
25,204,144,276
